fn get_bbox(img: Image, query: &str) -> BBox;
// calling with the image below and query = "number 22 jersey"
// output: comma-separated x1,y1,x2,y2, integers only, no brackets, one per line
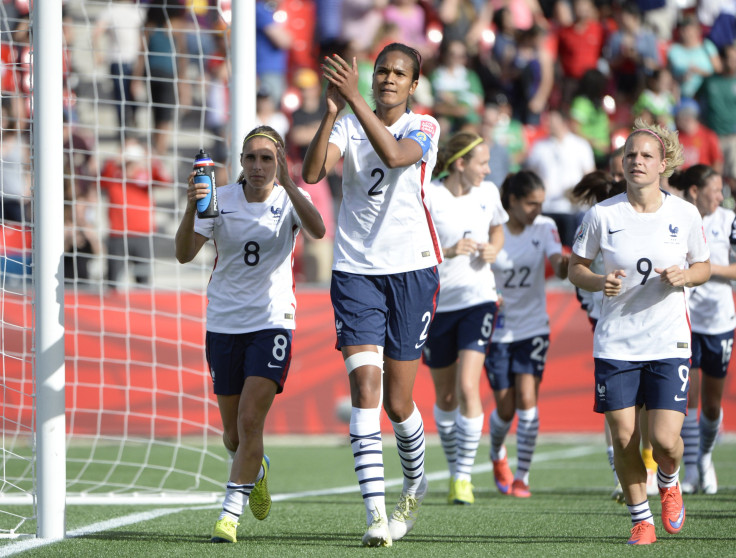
573,191,710,360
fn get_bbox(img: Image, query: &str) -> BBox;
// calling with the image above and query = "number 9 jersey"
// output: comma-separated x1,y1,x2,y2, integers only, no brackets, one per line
328,111,442,274
573,191,710,360
194,182,309,334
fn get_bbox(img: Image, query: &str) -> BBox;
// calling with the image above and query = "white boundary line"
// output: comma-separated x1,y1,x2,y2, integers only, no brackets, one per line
0,445,600,556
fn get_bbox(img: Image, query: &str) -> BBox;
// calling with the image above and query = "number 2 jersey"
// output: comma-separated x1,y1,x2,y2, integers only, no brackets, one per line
573,191,710,360
328,110,442,274
491,215,562,343
689,206,736,335
194,182,307,334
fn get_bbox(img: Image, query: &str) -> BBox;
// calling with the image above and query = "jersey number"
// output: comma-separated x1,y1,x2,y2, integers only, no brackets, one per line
243,241,260,266
637,257,652,285
503,266,531,289
721,338,733,365
530,336,549,363
368,168,385,196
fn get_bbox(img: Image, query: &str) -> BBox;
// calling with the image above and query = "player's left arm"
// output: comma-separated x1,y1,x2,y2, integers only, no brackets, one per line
656,260,711,288
478,223,504,263
276,145,326,239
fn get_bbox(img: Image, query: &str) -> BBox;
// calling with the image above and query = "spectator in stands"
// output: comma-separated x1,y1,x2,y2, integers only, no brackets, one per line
340,0,387,53
256,0,293,106
480,103,513,187
100,136,171,288
509,24,554,126
698,44,736,196
134,4,192,156
524,109,596,246
485,93,528,174
674,98,724,174
255,86,290,143
570,68,613,168
706,6,736,52
632,67,676,130
557,0,605,108
92,0,145,129
383,0,433,60
64,166,100,284
437,0,493,55
603,1,661,103
667,16,721,102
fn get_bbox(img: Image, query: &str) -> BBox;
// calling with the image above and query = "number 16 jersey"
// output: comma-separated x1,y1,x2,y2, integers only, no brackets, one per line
573,191,710,360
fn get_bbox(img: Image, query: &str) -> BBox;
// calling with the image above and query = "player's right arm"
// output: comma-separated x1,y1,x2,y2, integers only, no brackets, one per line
569,253,626,296
302,83,344,184
175,170,209,263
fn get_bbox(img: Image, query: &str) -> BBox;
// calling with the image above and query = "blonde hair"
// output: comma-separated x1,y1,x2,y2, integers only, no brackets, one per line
626,118,684,178
236,125,285,184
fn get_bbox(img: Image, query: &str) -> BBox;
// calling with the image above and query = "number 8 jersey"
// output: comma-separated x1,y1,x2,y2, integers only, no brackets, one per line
573,191,710,360
194,182,309,334
328,111,442,274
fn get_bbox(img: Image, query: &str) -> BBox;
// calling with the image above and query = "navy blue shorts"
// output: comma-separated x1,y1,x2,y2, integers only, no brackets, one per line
484,335,550,391
330,267,440,361
691,330,733,379
422,302,497,368
205,329,292,395
593,358,690,413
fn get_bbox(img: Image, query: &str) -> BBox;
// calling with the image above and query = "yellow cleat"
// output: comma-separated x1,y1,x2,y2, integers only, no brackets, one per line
249,455,271,520
211,517,238,543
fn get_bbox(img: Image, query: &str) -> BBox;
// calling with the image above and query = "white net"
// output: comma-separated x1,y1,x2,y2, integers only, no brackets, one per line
1,0,240,536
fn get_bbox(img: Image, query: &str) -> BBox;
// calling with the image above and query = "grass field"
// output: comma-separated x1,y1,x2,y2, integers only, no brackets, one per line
2,436,735,557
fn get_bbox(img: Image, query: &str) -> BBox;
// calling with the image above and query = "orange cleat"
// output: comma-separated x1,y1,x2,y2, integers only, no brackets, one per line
659,484,686,534
627,521,656,545
510,479,531,498
492,454,514,495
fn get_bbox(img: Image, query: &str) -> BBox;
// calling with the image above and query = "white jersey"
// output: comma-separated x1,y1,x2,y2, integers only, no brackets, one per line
689,206,736,334
329,111,442,274
426,180,508,312
573,191,710,360
194,182,307,334
491,215,562,342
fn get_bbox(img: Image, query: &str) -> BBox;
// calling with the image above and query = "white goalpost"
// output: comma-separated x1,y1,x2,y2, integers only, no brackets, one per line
0,0,255,539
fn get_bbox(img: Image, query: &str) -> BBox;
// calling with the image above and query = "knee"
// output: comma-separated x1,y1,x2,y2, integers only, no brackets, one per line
383,395,414,422
223,427,239,451
701,403,721,421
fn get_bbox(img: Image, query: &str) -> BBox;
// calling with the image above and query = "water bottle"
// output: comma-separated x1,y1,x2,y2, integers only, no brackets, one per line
193,149,219,218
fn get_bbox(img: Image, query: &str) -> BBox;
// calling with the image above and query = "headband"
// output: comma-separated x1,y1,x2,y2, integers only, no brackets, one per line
441,137,484,175
244,132,280,145
635,129,665,155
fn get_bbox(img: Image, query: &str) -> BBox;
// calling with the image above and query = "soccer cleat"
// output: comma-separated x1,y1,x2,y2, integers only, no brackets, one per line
211,517,238,543
362,511,392,547
249,455,271,520
645,469,658,496
610,482,625,504
659,484,686,534
681,464,699,494
452,479,474,505
388,474,428,541
446,478,455,504
492,453,514,495
699,461,718,495
510,479,531,498
627,521,656,545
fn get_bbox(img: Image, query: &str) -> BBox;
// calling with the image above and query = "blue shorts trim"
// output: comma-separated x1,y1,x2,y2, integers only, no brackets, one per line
422,302,497,368
330,268,440,361
205,329,292,395
691,330,733,379
593,358,690,413
484,335,550,391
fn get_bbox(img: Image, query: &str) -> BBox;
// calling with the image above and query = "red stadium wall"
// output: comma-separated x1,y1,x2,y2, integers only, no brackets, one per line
3,289,734,436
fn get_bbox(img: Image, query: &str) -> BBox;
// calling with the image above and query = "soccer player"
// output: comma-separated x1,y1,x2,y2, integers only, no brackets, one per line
424,132,508,505
302,43,441,547
569,119,710,545
485,170,569,498
669,164,734,495
175,126,325,543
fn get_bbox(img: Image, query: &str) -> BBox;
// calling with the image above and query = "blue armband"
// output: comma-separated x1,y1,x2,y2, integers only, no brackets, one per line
406,129,432,157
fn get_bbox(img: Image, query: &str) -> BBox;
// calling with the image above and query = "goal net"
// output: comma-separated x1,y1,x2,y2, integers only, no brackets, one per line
0,0,246,537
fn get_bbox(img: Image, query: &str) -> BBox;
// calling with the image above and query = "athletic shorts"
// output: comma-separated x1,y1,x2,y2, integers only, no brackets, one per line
593,357,690,413
485,335,550,391
330,267,440,361
422,302,497,368
691,330,734,379
205,329,292,395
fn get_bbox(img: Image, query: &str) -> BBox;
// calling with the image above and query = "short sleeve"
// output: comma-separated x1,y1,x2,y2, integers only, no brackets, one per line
328,116,348,157
573,206,601,260
544,220,563,258
686,208,710,265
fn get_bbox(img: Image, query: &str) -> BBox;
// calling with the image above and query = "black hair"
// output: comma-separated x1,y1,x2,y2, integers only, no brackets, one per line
668,164,720,197
571,170,626,206
500,170,545,210
374,43,422,82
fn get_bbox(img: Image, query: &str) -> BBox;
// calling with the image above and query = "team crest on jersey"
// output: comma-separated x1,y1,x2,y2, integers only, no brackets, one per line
271,206,283,220
419,120,436,136
665,223,681,245
531,239,540,248
575,222,587,244
669,224,679,237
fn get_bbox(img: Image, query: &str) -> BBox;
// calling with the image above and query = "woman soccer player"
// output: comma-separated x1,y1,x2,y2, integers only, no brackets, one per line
670,164,734,495
175,126,325,543
302,43,441,547
484,170,569,498
569,120,710,545
424,132,507,505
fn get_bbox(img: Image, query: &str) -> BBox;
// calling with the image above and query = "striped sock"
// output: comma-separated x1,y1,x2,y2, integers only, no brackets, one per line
219,481,253,521
391,403,426,495
681,411,699,470
350,406,386,524
657,466,679,489
433,405,458,478
489,409,512,461
454,413,484,482
628,500,654,526
515,407,539,484
699,408,723,467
